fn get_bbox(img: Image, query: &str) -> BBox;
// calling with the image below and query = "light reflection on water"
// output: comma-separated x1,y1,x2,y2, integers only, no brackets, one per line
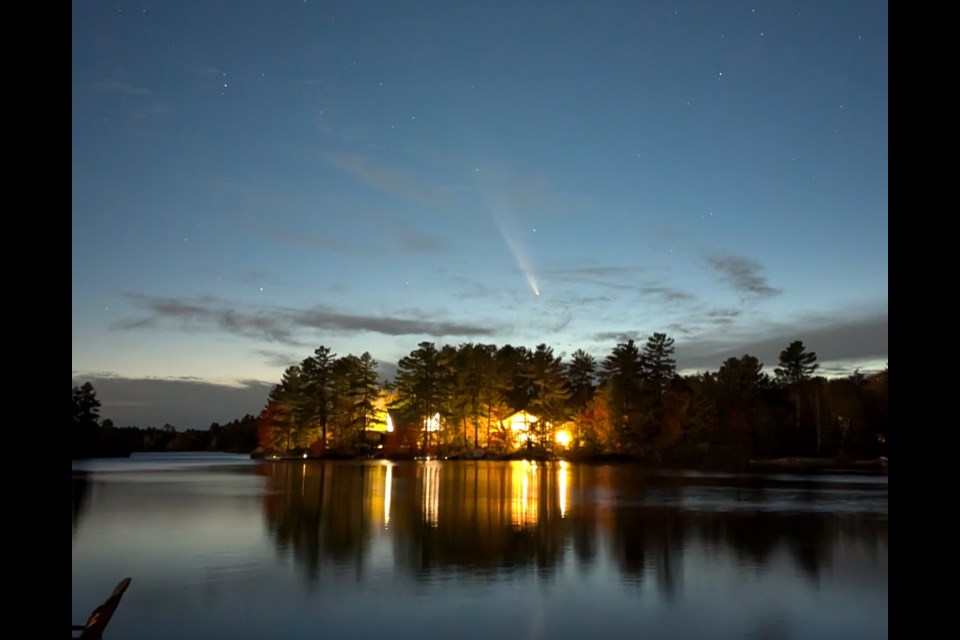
73,454,887,640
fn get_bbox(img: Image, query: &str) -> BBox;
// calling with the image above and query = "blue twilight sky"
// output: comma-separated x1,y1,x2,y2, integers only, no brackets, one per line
72,0,887,429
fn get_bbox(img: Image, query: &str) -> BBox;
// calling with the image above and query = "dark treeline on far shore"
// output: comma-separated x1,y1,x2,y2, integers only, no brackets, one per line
71,381,258,458
72,333,888,468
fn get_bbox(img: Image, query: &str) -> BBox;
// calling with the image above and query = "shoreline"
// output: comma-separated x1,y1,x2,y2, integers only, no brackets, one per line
250,449,888,475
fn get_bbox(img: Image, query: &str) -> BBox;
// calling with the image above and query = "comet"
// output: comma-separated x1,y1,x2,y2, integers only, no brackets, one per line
492,210,541,297
473,166,542,298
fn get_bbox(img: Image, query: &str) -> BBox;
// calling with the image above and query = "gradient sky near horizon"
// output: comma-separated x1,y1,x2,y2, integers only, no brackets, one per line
72,0,887,429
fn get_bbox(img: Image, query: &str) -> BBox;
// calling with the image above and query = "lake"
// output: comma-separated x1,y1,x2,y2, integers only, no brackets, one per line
72,453,887,639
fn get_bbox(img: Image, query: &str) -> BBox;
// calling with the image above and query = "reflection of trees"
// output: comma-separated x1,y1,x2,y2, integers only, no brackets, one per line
567,465,602,569
398,461,572,576
610,506,688,598
783,517,833,582
260,461,370,582
259,461,887,594
597,471,888,595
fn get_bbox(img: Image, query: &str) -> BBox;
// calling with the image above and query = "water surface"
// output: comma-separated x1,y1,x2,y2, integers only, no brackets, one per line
72,453,887,639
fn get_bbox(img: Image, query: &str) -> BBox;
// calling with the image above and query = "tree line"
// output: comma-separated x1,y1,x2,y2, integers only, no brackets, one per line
256,334,888,464
71,381,258,458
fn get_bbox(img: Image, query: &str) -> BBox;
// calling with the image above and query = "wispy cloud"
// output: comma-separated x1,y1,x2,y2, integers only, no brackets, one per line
473,165,594,222
255,214,444,255
324,152,450,207
549,265,694,302
289,307,497,337
638,285,695,302
549,266,641,290
708,255,781,297
255,349,304,368
207,179,446,255
115,294,500,344
394,219,446,253
704,308,742,324
667,323,698,336
592,331,641,343
115,294,300,345
678,313,888,373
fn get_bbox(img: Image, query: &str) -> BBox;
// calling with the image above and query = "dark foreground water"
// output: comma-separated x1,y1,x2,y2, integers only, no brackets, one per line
72,453,887,639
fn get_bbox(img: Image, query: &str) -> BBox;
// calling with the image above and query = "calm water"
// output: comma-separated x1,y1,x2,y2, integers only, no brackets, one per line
72,453,887,640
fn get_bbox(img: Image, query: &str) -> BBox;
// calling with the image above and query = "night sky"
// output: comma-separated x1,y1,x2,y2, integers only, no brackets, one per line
72,1,888,428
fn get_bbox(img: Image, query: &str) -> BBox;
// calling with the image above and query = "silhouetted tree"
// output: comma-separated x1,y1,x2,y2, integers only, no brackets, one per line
72,382,102,458
394,342,450,453
774,341,820,452
300,346,338,451
716,355,768,455
564,349,598,413
495,344,534,413
72,382,101,429
527,344,570,447
264,366,308,452
640,332,677,402
600,340,644,451
449,343,500,448
775,341,819,385
331,352,383,449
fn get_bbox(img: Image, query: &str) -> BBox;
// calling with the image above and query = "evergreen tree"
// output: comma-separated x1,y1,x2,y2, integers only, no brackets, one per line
450,343,499,448
774,341,819,385
716,355,767,454
393,342,450,452
301,346,337,451
564,349,598,413
640,332,677,401
495,344,534,412
600,339,644,450
343,352,383,442
527,344,571,447
774,341,820,450
72,382,102,458
72,382,101,428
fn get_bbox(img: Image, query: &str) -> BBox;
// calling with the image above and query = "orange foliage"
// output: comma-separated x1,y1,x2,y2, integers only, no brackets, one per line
257,401,281,451
573,394,614,451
